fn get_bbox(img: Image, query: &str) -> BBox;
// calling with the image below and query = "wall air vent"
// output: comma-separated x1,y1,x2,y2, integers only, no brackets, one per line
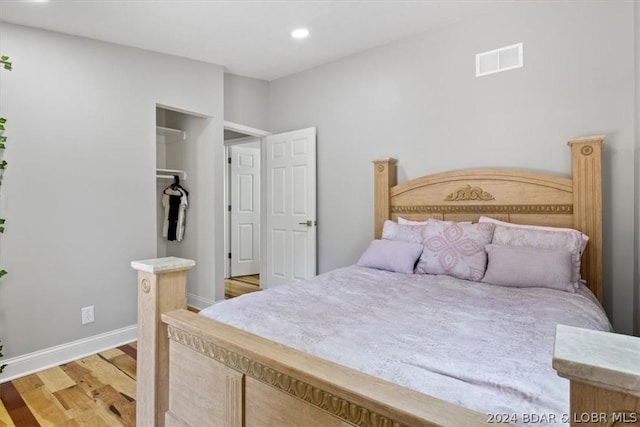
476,43,523,77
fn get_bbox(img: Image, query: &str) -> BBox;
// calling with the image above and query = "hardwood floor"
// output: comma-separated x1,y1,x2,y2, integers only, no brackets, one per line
0,343,137,426
225,274,260,299
0,280,259,426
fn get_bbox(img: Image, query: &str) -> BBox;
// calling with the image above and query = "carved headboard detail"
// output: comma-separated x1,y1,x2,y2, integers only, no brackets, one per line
372,135,604,301
444,185,495,202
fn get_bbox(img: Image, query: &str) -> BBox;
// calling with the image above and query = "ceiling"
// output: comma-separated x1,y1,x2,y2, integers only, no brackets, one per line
0,0,515,81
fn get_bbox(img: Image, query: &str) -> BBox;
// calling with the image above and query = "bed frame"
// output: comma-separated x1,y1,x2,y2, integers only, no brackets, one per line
373,136,603,301
133,135,609,427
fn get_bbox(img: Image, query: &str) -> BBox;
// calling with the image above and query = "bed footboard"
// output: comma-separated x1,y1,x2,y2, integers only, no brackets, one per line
161,309,494,427
132,257,492,427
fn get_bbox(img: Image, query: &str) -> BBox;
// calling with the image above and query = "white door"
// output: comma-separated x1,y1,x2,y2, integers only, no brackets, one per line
263,127,316,288
230,145,260,277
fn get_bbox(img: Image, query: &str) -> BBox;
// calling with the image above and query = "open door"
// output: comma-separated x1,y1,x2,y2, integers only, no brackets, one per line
229,145,261,277
263,127,317,288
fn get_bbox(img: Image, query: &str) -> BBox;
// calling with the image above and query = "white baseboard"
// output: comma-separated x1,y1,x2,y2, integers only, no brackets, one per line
0,293,214,383
187,293,215,311
0,324,137,383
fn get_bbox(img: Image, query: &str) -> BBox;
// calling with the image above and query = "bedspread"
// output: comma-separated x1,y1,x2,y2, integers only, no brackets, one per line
200,266,611,426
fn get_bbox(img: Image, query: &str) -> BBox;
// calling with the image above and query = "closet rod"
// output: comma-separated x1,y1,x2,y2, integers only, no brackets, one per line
156,175,186,180
156,168,187,180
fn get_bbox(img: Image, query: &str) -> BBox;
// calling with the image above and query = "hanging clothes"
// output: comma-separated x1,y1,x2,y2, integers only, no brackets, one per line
162,177,189,242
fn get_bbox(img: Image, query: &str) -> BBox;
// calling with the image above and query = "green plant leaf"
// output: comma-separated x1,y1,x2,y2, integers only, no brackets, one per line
0,136,6,142
0,227,5,233
0,161,7,169
0,270,7,278
0,144,5,150
0,219,5,224
0,55,10,66
0,118,6,124
0,56,11,70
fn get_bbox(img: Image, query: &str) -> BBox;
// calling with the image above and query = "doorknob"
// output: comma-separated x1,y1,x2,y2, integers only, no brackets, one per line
298,220,315,226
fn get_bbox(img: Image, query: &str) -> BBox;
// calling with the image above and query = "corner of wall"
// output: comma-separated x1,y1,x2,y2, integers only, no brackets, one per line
634,0,640,336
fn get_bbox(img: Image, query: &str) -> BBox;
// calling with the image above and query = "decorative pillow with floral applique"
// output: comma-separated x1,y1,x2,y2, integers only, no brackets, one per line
416,220,495,281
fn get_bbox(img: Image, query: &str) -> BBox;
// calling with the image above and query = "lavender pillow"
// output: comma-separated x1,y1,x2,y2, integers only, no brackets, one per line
478,216,589,254
491,225,583,287
357,239,424,274
482,244,575,293
416,220,495,281
381,220,426,244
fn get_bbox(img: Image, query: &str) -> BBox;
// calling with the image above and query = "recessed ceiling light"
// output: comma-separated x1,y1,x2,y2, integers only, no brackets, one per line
291,28,309,40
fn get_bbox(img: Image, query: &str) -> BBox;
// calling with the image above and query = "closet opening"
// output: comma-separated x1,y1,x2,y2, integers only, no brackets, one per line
223,122,270,299
156,106,208,261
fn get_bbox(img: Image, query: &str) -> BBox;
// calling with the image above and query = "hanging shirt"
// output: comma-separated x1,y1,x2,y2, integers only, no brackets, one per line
162,185,188,242
176,187,188,241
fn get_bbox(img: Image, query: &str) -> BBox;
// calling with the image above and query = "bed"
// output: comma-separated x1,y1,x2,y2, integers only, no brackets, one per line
132,135,623,427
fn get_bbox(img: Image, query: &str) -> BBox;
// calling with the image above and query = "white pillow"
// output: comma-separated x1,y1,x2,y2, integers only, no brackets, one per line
397,217,429,225
398,217,472,225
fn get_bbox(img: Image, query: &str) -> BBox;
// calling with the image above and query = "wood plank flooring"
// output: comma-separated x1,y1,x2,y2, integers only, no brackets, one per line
225,274,260,299
0,343,137,426
0,279,260,426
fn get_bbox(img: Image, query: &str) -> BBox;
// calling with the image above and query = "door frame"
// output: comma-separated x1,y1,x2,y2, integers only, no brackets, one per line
223,121,270,279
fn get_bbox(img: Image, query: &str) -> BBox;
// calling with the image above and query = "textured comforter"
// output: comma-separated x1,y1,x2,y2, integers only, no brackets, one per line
200,266,611,426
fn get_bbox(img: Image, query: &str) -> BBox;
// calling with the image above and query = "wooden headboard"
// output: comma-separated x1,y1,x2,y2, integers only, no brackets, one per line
373,135,604,302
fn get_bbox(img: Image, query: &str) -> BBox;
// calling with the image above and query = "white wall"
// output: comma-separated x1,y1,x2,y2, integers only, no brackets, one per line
224,73,270,131
0,23,223,359
270,1,637,334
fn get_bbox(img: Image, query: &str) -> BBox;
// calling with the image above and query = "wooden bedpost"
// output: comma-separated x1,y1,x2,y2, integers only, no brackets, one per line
553,325,640,426
131,257,195,427
372,158,397,239
568,135,604,302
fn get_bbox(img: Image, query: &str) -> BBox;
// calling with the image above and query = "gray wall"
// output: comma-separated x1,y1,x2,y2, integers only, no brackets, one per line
0,23,223,358
224,73,270,131
270,1,637,334
635,1,640,335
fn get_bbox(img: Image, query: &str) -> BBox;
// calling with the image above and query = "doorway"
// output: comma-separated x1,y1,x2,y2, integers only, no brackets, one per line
228,142,260,277
223,122,318,297
224,122,270,297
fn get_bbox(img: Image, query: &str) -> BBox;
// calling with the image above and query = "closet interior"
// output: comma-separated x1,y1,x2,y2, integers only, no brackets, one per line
156,107,191,258
154,106,219,304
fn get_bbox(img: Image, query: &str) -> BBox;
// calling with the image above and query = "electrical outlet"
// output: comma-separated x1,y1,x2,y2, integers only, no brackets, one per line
81,305,94,325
